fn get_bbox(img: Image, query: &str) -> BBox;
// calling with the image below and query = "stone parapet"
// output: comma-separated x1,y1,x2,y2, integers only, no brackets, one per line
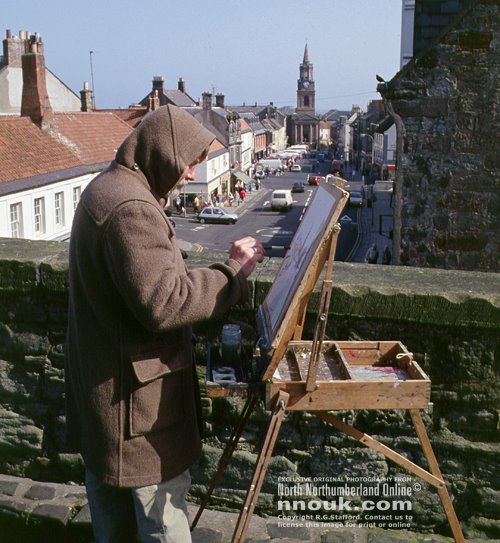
0,238,499,540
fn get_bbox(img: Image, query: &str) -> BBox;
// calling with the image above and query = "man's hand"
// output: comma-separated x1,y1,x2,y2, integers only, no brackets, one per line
229,237,265,278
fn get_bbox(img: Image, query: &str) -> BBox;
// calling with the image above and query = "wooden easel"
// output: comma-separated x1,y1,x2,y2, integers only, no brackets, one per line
193,184,464,543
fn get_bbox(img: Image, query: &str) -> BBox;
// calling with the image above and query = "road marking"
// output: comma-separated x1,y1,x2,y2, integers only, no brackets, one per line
256,227,294,238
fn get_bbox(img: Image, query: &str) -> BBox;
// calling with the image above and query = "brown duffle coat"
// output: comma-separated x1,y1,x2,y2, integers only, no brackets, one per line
65,106,248,487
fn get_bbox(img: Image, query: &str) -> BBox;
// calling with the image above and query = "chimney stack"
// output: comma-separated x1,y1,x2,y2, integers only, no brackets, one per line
80,81,94,112
3,29,27,67
178,77,186,93
21,43,53,130
152,76,164,96
2,30,44,68
202,92,212,111
148,90,160,112
215,93,225,108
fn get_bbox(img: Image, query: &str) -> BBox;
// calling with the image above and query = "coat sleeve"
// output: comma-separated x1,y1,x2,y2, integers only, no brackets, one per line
102,200,249,332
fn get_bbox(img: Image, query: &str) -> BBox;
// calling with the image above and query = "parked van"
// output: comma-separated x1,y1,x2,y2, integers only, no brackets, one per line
271,189,293,211
257,158,283,172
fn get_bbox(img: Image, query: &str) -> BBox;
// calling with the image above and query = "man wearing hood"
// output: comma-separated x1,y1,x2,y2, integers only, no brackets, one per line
65,105,264,542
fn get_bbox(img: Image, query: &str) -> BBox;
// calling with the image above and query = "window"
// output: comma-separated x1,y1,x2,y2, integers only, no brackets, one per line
73,186,81,210
54,192,65,227
34,197,46,234
10,202,23,238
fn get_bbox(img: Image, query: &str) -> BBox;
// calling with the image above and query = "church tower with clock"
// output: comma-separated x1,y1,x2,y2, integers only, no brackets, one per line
297,43,315,114
288,42,319,145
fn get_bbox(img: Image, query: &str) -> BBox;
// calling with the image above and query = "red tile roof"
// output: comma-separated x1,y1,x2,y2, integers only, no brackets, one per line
50,112,132,164
0,116,82,183
209,138,225,152
99,107,147,128
0,111,133,184
240,118,252,133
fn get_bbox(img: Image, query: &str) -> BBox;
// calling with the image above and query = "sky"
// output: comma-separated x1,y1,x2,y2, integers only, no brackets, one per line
3,0,403,113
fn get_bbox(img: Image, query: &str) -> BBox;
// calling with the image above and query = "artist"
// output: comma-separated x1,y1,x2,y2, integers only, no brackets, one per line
65,105,264,542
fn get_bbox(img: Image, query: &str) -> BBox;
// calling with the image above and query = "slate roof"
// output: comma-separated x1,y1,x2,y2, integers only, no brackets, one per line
163,89,196,107
323,109,350,122
183,108,228,145
139,89,196,108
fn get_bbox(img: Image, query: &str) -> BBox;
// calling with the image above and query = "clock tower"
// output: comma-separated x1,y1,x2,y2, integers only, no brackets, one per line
296,43,315,114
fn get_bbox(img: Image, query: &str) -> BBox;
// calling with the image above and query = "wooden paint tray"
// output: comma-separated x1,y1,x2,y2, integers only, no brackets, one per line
267,340,431,410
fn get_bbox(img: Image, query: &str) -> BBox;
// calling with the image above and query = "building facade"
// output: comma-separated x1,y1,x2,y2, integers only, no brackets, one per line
380,0,499,271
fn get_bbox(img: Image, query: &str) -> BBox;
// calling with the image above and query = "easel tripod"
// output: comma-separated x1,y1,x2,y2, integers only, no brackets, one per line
193,209,464,543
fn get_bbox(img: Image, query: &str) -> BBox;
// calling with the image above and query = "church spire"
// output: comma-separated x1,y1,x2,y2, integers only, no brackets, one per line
303,41,309,64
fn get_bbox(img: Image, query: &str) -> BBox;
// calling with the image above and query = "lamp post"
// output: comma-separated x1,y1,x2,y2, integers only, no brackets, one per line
360,134,376,226
360,133,374,185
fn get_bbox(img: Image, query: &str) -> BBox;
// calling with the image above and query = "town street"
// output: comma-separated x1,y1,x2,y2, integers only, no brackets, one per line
172,158,360,260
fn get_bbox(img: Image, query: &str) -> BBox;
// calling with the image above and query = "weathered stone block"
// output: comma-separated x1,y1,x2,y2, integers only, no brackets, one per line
0,407,43,457
25,484,57,501
459,31,493,49
267,521,311,540
31,503,72,525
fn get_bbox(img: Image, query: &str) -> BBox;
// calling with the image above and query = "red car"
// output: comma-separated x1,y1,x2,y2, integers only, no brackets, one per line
308,174,321,186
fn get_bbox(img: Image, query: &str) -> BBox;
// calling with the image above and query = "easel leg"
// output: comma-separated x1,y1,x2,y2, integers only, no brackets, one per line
232,391,289,543
191,394,259,531
315,410,465,543
410,409,465,543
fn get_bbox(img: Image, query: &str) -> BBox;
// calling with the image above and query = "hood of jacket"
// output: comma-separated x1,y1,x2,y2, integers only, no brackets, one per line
115,105,215,198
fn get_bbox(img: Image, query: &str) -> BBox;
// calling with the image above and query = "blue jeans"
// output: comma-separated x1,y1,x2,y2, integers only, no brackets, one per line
85,469,192,543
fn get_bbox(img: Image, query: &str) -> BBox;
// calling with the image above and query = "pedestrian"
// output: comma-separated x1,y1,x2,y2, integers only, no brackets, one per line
228,192,234,207
239,188,246,201
193,195,201,215
365,243,379,264
255,179,260,191
382,245,392,265
175,195,181,214
65,105,264,543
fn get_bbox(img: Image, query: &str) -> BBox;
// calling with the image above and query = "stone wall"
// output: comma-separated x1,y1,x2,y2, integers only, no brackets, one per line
0,238,499,539
381,0,500,272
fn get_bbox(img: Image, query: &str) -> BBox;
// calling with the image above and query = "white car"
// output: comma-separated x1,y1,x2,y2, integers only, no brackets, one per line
197,207,238,224
290,164,302,172
271,190,293,211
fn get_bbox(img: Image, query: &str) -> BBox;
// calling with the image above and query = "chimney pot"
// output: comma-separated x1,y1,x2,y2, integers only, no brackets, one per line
6,29,12,39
